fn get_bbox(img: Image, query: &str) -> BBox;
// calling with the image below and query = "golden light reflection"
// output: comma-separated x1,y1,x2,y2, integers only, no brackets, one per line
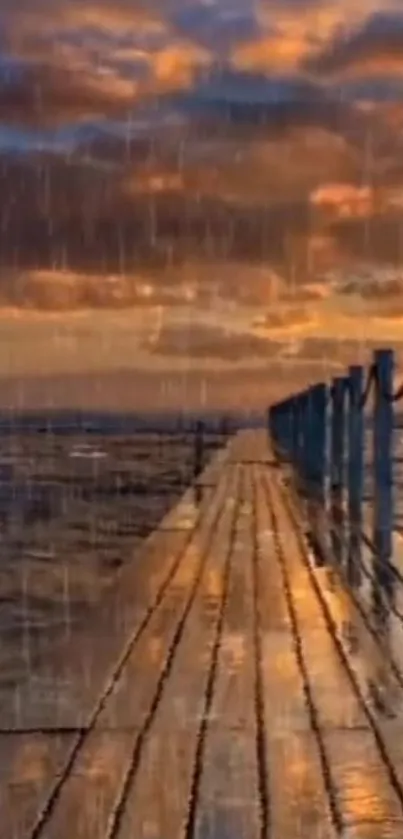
221,631,246,669
330,739,399,823
173,543,200,589
282,733,314,786
80,736,124,779
147,635,164,664
205,566,223,600
11,739,50,783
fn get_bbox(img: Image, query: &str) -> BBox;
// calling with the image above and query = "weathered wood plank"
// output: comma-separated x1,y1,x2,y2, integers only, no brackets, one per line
254,466,335,839
266,468,368,732
0,733,74,839
267,733,338,839
273,463,403,834
94,466,235,731
101,467,241,839
7,430,403,839
0,445,231,732
192,468,261,839
229,428,272,464
24,468,237,839
324,731,403,838
29,732,140,839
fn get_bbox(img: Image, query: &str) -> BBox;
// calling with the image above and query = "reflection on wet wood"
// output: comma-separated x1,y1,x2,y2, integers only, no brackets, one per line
5,431,403,837
273,453,403,837
268,733,336,839
267,470,368,731
325,731,403,837
0,447,230,731
0,733,74,838
112,469,241,839
94,474,228,731
33,732,136,839
254,467,335,839
193,470,260,839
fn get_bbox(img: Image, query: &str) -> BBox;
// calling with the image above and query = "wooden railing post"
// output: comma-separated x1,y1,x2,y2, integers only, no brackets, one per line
373,348,394,591
330,376,347,564
287,396,296,464
268,403,279,454
279,399,287,457
291,393,300,468
310,382,328,507
283,397,293,460
347,365,364,586
304,386,314,494
303,383,328,564
299,390,309,491
268,347,399,601
194,420,204,479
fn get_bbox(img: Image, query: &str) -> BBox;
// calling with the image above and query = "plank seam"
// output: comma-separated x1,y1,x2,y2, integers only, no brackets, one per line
277,474,403,822
261,469,344,836
251,466,271,838
105,466,239,839
183,467,243,839
28,468,231,839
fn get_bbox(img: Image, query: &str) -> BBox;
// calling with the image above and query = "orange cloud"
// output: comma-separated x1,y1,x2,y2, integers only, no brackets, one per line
150,44,210,87
232,32,310,73
303,9,403,79
1,2,210,126
310,182,374,217
232,2,369,74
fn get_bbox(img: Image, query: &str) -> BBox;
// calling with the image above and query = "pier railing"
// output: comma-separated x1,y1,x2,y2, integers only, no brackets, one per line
269,348,403,588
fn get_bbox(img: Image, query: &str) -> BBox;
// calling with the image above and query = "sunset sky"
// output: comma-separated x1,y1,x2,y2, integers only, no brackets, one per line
2,0,403,409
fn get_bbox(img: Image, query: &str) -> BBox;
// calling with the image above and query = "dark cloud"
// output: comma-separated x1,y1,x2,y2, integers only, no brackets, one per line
0,60,133,127
336,75,403,105
294,337,403,369
171,2,262,50
331,211,403,264
0,270,197,311
0,145,313,288
0,0,402,322
257,305,312,329
172,68,352,134
142,323,282,361
338,276,403,298
368,300,403,319
305,12,403,76
280,285,325,302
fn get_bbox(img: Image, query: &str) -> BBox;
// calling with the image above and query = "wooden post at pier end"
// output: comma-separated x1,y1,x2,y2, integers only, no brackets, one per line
330,376,346,565
194,420,205,479
347,365,364,586
373,348,394,593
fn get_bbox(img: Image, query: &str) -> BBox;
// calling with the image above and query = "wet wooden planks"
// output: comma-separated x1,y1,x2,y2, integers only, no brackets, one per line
270,450,403,838
4,431,403,837
0,441,236,837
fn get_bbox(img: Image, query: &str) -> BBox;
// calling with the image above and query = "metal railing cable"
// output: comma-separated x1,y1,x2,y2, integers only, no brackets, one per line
329,364,376,409
374,365,403,403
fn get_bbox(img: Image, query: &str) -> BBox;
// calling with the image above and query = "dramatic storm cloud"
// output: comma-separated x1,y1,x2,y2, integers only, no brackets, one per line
1,0,403,407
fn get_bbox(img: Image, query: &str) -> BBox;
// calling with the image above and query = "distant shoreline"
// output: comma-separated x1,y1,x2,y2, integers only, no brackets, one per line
0,408,266,434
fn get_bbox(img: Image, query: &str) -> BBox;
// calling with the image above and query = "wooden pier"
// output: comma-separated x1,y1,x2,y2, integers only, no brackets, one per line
3,430,403,838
